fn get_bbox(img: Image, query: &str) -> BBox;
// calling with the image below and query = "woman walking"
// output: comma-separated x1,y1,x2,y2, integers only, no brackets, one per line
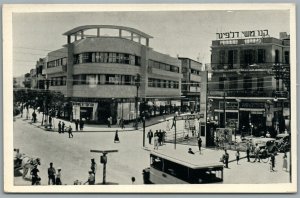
282,153,288,171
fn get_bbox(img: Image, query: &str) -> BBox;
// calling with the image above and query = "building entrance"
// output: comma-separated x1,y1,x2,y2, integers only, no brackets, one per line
97,102,111,124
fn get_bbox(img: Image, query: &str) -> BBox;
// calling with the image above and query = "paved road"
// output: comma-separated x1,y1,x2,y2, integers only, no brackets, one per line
14,117,290,185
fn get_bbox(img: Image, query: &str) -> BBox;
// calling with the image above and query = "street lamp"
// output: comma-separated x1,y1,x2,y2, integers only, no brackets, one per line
235,98,241,141
134,74,141,130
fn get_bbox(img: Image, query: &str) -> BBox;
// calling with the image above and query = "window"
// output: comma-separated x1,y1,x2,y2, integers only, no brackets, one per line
243,76,252,90
257,77,264,91
219,50,226,64
154,61,160,69
228,50,238,67
148,60,154,68
163,80,167,88
284,51,289,64
148,78,153,87
157,79,161,87
124,75,132,85
229,77,238,89
243,49,256,66
257,49,266,63
166,64,171,71
275,50,280,64
160,63,166,70
219,77,225,90
135,56,141,66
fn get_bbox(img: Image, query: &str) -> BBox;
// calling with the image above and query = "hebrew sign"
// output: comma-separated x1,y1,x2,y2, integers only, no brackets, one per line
216,30,269,40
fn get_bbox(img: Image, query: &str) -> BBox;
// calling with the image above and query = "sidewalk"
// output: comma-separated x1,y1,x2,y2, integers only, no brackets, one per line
17,108,177,133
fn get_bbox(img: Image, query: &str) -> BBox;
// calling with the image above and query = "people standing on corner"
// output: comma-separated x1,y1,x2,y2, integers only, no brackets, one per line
114,130,120,143
68,125,73,138
58,121,61,133
198,137,202,154
236,150,240,165
55,168,62,185
147,130,153,144
61,122,65,133
75,119,79,131
90,158,97,175
48,162,56,185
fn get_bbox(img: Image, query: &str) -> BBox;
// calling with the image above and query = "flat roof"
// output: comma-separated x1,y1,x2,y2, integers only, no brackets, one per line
63,25,153,39
150,148,223,169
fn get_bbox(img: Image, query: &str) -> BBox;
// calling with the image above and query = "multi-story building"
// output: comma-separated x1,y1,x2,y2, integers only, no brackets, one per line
43,25,182,124
208,32,290,137
178,57,203,113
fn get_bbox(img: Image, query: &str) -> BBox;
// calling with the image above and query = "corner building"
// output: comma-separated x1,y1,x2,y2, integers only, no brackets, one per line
208,32,290,137
44,25,182,124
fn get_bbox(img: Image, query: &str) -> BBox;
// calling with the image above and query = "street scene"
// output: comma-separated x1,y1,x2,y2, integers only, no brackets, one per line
10,7,293,188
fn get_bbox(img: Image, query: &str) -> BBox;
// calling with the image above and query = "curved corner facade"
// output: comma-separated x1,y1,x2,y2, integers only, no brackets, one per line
43,25,182,124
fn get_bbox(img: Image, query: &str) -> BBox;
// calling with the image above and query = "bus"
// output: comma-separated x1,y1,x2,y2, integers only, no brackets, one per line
143,149,223,184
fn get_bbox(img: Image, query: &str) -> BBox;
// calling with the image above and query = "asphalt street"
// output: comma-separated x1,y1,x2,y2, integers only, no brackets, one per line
13,117,290,185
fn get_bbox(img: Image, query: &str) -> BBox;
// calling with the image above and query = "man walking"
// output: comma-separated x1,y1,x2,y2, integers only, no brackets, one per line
68,125,73,138
90,159,97,175
224,150,229,168
198,137,202,154
246,145,250,162
270,153,276,171
31,164,40,185
147,130,153,144
48,162,56,185
79,119,84,131
58,121,61,133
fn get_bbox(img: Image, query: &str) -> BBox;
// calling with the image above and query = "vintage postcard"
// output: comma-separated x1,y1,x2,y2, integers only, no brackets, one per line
3,3,297,193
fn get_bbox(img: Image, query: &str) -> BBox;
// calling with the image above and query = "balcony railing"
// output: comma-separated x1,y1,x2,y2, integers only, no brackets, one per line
208,90,288,98
210,63,275,71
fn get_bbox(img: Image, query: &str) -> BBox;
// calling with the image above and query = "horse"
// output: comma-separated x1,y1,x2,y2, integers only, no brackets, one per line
18,157,41,179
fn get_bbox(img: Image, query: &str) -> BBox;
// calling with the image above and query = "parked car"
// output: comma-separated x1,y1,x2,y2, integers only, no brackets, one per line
250,137,277,154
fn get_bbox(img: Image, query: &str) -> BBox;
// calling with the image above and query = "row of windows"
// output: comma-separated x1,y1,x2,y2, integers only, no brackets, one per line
72,74,136,85
148,78,179,89
50,76,67,86
190,81,200,87
191,69,201,76
47,58,67,68
219,49,267,65
219,77,264,90
73,52,141,66
148,59,180,73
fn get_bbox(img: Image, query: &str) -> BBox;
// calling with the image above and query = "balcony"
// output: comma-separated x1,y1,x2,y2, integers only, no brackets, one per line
210,63,274,73
208,90,288,98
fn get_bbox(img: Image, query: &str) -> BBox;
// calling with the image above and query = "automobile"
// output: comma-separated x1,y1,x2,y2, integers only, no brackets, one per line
251,137,276,152
275,133,290,152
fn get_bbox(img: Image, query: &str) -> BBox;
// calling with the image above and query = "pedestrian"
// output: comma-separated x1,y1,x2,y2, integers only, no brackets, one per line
20,105,23,118
79,119,84,130
61,122,65,133
114,130,120,143
236,150,240,165
188,148,195,154
68,125,73,138
154,134,159,150
283,153,288,171
158,130,162,146
75,119,79,131
91,159,97,175
49,116,52,128
162,130,166,145
224,150,229,168
109,116,112,127
58,121,61,133
14,148,23,166
121,118,125,129
198,137,202,154
55,168,62,185
270,153,275,171
246,145,250,162
32,110,37,123
48,162,56,185
30,164,40,185
147,130,153,144
84,171,95,185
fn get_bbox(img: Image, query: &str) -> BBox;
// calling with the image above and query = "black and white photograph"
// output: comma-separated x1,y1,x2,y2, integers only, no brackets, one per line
3,4,297,193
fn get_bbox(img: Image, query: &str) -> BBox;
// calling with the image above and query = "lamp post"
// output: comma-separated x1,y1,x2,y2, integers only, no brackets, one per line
273,96,279,136
235,98,241,142
134,74,141,130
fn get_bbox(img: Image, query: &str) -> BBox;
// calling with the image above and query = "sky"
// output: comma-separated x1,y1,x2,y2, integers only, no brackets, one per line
12,10,290,77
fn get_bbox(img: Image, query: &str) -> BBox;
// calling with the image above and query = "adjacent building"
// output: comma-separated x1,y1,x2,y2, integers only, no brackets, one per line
208,31,290,137
178,57,203,113
42,25,183,124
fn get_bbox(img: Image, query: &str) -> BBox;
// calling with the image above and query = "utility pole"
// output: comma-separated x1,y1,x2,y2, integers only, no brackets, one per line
134,74,141,130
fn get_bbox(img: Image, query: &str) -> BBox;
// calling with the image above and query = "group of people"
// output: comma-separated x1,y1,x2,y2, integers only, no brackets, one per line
147,129,166,149
58,121,73,138
84,159,97,185
30,162,62,185
74,119,85,131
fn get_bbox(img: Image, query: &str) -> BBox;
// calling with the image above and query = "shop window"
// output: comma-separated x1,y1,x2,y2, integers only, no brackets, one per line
257,49,266,63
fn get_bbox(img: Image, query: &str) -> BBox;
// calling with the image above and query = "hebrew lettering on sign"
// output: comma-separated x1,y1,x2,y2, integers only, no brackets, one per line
216,29,269,39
